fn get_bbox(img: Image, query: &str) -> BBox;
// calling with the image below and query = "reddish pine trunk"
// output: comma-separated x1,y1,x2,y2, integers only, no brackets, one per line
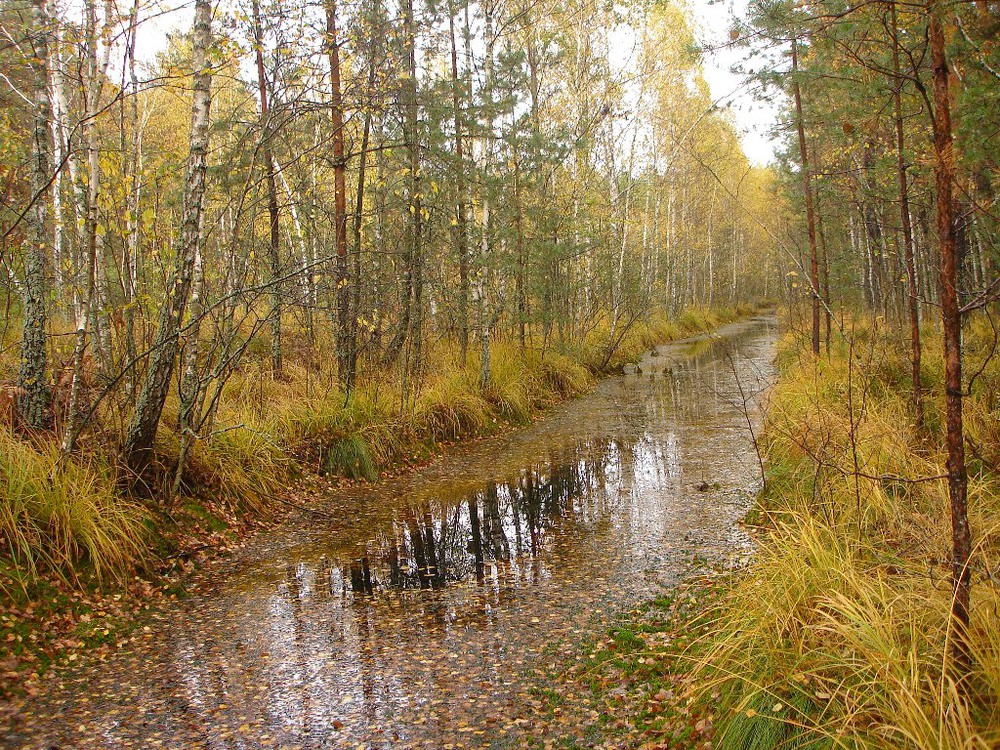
326,0,351,390
929,1,972,662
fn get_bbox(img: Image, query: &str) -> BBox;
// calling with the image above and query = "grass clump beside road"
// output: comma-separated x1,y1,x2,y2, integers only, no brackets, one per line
559,316,1000,750
692,318,1000,750
0,431,146,594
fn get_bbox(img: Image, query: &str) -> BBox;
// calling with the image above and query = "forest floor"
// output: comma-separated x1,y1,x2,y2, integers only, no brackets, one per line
10,315,997,749
520,576,722,750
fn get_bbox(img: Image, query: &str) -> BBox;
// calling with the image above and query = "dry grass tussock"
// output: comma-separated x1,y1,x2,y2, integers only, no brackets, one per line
692,315,1000,750
0,430,147,596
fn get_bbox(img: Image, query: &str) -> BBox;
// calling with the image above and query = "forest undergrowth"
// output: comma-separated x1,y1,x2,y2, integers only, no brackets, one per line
0,303,755,702
548,312,1000,750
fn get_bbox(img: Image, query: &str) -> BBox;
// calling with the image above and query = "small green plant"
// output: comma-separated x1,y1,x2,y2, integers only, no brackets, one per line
322,434,379,481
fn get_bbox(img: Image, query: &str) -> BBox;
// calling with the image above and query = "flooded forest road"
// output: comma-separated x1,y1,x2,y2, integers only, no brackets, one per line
10,316,778,750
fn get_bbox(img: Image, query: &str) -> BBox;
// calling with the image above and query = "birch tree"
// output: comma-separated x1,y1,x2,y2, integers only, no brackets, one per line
123,0,213,473
17,0,52,430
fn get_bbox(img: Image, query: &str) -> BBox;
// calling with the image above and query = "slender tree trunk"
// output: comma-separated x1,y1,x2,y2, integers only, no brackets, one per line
478,203,491,391
448,0,470,362
817,200,832,353
706,184,715,308
90,0,115,376
350,12,378,385
860,144,886,313
61,0,101,453
515,155,526,350
891,0,923,428
172,245,204,499
50,7,81,324
382,0,422,370
326,0,351,391
47,0,65,301
791,36,821,356
123,0,212,473
276,169,310,310
810,143,832,353
122,0,141,396
404,0,423,375
252,0,282,376
929,0,972,666
477,0,496,389
18,0,53,429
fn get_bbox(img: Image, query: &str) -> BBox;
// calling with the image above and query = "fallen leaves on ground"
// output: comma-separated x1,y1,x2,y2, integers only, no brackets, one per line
518,577,722,750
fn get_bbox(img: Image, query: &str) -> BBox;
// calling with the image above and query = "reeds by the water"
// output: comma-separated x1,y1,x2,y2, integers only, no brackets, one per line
694,316,1000,750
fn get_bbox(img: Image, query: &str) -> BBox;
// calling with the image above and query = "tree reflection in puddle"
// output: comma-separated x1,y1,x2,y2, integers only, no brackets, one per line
333,440,620,597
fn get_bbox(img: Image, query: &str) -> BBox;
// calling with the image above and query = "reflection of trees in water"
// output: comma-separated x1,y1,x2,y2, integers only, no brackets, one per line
340,438,626,594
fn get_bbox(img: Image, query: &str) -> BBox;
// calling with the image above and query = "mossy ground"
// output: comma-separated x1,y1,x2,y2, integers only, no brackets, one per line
525,576,724,750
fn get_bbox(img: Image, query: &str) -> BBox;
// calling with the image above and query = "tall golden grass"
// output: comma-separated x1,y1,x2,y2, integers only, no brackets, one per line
694,315,1000,750
0,430,147,594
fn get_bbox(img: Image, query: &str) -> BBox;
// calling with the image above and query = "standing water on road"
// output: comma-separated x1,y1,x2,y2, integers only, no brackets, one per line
8,316,777,749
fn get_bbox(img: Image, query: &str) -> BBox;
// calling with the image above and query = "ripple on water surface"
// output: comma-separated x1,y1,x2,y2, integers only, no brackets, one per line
8,316,777,750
